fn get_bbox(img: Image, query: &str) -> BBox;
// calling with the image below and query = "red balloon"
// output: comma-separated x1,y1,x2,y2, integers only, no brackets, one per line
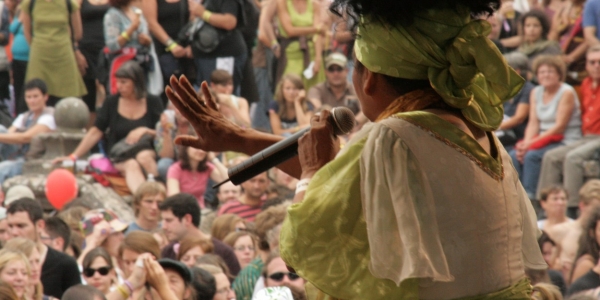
45,169,78,210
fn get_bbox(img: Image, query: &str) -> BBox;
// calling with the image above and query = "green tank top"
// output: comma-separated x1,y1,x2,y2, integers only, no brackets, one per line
278,0,314,38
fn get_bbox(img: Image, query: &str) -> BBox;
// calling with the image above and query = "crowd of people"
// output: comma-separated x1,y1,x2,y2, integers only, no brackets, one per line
2,0,600,298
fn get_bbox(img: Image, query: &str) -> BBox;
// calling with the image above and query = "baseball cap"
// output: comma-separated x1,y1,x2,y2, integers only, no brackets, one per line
158,258,192,284
80,209,128,237
4,185,35,207
325,52,348,69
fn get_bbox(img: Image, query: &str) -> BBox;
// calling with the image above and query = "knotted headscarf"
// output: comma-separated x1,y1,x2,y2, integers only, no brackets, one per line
355,6,524,131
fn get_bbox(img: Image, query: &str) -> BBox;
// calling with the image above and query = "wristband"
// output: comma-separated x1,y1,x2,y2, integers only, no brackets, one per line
69,154,78,161
202,10,213,22
166,41,178,52
120,31,130,41
116,285,130,299
123,280,134,294
295,178,311,194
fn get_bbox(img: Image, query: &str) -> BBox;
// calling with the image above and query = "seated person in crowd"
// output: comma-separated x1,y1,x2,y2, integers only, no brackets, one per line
256,253,306,299
218,172,269,222
269,74,314,136
307,52,360,115
569,205,600,285
546,179,600,283
54,62,163,194
199,264,236,300
40,216,71,253
159,193,241,276
509,55,581,204
537,45,600,217
497,52,534,150
210,69,251,128
517,9,561,69
166,140,228,209
216,181,242,207
155,101,191,180
125,181,165,234
538,232,567,295
0,78,55,183
537,185,573,230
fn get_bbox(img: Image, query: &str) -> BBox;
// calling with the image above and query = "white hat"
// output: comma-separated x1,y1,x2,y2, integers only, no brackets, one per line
5,185,35,207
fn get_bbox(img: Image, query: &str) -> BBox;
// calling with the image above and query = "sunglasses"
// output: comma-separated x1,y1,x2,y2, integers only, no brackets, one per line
268,272,300,281
83,266,111,277
327,66,344,73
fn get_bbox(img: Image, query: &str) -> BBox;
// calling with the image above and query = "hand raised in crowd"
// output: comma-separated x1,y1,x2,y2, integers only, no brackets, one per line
297,110,339,179
138,33,152,47
74,50,88,76
144,258,180,300
85,219,112,248
126,127,150,145
130,10,141,31
166,76,243,152
127,253,153,290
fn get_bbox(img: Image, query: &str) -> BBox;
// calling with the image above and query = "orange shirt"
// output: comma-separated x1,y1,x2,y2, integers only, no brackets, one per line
580,77,600,135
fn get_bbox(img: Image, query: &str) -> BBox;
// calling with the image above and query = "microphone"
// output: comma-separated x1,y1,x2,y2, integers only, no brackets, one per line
215,107,355,187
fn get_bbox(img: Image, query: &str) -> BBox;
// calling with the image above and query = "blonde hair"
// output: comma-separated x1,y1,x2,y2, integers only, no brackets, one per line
0,249,31,300
274,74,309,118
579,179,600,205
531,282,562,300
4,239,47,300
133,182,166,217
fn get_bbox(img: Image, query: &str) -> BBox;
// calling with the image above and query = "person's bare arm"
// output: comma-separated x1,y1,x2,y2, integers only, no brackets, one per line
276,0,320,37
21,10,31,45
584,26,600,46
258,0,278,48
0,124,51,144
166,77,302,178
499,103,529,130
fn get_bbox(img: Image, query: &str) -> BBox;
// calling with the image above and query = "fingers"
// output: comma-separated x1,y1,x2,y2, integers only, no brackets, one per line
201,81,218,111
174,135,202,147
169,76,204,113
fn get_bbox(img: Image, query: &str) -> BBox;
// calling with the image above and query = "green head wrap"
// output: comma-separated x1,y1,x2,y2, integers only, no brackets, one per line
355,6,524,131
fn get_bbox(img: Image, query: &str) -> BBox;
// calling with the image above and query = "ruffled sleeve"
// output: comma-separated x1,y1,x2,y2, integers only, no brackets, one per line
360,124,455,286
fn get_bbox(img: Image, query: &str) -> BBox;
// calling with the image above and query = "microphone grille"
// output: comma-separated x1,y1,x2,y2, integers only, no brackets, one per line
331,107,356,136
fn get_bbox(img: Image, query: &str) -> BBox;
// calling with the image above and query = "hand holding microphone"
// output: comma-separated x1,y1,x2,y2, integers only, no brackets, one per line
217,107,355,187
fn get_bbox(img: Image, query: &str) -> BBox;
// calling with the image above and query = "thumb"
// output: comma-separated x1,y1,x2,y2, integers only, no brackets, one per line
174,135,203,148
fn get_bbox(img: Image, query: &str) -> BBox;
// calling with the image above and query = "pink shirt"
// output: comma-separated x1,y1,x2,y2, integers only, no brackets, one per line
167,161,214,208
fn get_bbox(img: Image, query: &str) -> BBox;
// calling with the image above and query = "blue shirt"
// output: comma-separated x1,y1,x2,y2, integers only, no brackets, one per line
584,0,600,39
10,18,29,61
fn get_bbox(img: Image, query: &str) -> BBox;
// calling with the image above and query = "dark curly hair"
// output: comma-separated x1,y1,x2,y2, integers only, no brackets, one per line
520,9,551,41
330,0,500,31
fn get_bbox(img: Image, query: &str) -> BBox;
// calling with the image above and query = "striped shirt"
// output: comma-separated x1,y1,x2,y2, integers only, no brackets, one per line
217,199,264,222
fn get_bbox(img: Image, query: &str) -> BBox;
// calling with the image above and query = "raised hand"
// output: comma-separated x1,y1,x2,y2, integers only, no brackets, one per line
165,76,245,152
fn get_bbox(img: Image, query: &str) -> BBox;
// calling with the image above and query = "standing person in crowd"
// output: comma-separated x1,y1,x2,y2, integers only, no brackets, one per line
268,74,314,136
549,0,588,86
510,55,581,203
211,70,251,128
232,204,287,300
218,172,269,222
76,209,128,269
159,193,241,276
21,0,87,106
167,0,550,295
538,45,600,217
117,231,161,300
81,247,117,297
199,264,236,300
517,10,562,68
62,284,107,300
155,102,191,180
140,0,193,104
103,0,162,96
275,0,325,90
10,2,30,116
6,198,81,298
189,0,247,94
0,79,55,184
570,205,600,285
546,180,600,284
537,185,573,230
256,253,305,298
53,62,163,194
307,52,360,115
0,249,30,300
166,143,227,209
498,52,534,150
77,0,110,127
223,231,258,270
177,235,214,267
39,217,71,253
125,181,165,234
210,214,246,241
3,238,47,300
